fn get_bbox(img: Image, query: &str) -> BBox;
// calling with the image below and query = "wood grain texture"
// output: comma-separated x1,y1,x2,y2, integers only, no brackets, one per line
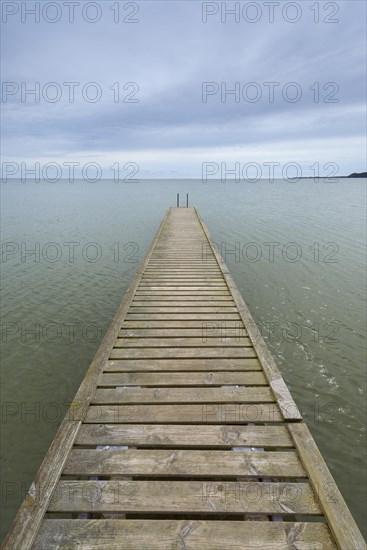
63,449,305,478
75,424,294,448
105,358,262,372
84,403,283,423
120,320,244,329
91,386,274,404
114,336,251,347
33,520,337,550
119,328,247,337
48,480,321,514
110,347,257,359
99,371,267,386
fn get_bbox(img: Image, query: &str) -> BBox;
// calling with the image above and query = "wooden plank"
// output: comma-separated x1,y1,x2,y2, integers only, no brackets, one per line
141,282,224,288
84,403,283,423
63,449,306,478
48,480,321,515
135,283,228,293
120,320,244,329
131,301,235,307
146,262,220,264
33,520,338,550
144,269,217,272
151,253,206,256
137,283,228,287
99,372,267,386
142,267,213,270
114,337,251,347
135,290,231,295
147,266,218,269
145,270,218,273
149,264,218,269
148,262,218,265
140,281,226,285
128,307,239,313
148,257,217,260
149,253,216,255
146,267,218,270
139,273,221,276
110,348,257,359
92,387,274,404
119,328,247,337
105,358,262,372
125,314,242,321
133,295,233,300
143,273,222,276
141,280,225,284
75,424,294,448
150,253,208,255
150,251,207,253
288,423,366,549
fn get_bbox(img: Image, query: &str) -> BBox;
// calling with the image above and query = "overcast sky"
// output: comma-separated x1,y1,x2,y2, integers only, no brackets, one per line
1,0,366,179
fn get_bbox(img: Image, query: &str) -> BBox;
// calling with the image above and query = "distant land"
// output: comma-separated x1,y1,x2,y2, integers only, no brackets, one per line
298,172,366,180
346,172,367,178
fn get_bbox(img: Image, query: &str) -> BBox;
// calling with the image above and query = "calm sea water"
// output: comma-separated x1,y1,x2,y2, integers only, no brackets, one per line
1,179,366,540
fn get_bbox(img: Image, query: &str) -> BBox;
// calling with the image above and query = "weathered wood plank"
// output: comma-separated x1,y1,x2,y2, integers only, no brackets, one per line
139,283,228,293
134,289,230,294
126,314,242,321
48,480,321,515
137,283,228,288
128,307,239,313
147,263,218,267
75,424,294,448
114,336,251,347
105,358,262,372
33,520,337,550
144,267,220,271
84,403,283,423
63,449,305,478
143,272,221,276
120,320,244,329
119,328,247,338
135,291,231,296
140,281,225,285
99,372,267,387
92,386,274,405
133,295,233,301
131,301,235,307
150,254,208,257
110,348,257,359
142,274,222,278
147,258,216,261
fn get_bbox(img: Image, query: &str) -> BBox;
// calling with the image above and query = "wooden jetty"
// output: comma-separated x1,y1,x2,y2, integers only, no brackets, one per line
3,207,365,549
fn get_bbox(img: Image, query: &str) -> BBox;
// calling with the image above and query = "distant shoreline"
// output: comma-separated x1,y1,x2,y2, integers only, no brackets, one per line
298,172,367,179
1,172,366,182
344,172,367,178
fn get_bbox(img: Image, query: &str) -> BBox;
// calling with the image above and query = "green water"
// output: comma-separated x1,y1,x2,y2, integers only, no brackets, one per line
1,179,366,540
